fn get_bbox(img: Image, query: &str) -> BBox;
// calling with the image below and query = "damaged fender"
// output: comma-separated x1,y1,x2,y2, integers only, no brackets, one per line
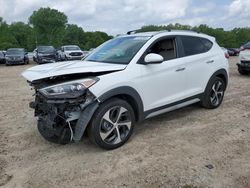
73,101,99,142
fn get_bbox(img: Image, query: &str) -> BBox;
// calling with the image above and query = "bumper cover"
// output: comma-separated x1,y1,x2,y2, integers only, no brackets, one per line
237,62,250,71
31,91,98,143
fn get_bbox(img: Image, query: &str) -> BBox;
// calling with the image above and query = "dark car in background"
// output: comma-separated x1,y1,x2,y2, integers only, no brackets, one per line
0,51,5,64
227,48,240,56
35,46,57,64
5,48,29,65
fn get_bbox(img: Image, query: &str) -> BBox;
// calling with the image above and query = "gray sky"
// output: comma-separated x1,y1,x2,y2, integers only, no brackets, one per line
0,0,249,35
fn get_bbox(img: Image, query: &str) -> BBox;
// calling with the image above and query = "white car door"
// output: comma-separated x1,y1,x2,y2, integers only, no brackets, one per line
179,36,216,96
137,37,189,112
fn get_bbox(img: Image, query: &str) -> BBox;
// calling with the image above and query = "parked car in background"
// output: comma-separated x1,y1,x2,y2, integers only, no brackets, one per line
5,48,29,65
221,47,229,59
237,42,250,75
33,48,37,62
227,48,240,56
56,49,64,61
0,51,6,64
35,46,57,64
60,45,84,60
22,30,229,149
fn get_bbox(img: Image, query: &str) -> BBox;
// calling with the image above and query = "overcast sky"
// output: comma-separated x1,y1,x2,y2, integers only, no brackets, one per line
0,0,249,35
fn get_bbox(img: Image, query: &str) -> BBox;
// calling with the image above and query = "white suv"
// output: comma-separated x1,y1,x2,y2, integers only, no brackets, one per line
238,41,250,75
22,30,229,149
60,45,84,60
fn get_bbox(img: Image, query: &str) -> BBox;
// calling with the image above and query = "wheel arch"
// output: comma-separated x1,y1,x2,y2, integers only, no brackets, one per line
208,69,228,88
97,86,144,122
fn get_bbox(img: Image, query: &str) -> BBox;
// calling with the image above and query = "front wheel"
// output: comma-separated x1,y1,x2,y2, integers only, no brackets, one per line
88,98,135,150
201,77,226,109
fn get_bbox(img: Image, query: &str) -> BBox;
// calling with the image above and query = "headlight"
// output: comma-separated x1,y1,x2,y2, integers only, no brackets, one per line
39,78,99,99
5,57,10,60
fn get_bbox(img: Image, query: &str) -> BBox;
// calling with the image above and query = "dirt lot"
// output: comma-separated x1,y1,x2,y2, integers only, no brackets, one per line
0,57,249,188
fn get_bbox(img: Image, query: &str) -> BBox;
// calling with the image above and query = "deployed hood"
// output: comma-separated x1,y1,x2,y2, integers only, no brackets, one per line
22,60,127,82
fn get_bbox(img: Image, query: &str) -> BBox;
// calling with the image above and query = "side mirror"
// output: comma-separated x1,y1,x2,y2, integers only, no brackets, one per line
144,53,164,64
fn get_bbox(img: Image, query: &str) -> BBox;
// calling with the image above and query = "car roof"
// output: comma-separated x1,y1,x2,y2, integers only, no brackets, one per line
7,48,24,51
120,30,215,41
63,45,79,47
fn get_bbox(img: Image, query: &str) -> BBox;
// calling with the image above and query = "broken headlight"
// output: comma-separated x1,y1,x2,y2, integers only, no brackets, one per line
39,78,99,99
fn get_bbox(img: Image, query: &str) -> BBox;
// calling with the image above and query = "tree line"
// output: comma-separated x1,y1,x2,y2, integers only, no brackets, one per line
0,8,112,51
0,7,250,52
137,24,250,48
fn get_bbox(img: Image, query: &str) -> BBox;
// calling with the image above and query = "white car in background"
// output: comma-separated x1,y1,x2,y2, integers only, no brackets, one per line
238,42,250,75
61,45,85,60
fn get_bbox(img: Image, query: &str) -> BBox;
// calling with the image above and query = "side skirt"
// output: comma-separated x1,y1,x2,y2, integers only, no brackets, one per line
144,94,203,119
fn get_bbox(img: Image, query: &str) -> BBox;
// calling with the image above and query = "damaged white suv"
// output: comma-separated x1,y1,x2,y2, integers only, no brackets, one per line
22,30,229,149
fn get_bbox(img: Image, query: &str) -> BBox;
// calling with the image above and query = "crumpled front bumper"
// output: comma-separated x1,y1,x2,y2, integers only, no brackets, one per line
30,91,99,143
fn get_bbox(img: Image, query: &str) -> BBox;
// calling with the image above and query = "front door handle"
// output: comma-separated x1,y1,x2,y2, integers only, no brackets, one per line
176,67,186,72
206,60,214,64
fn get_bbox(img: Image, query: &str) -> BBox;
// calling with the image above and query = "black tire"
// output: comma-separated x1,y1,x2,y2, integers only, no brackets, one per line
201,77,226,109
87,98,135,150
238,68,248,75
37,120,72,145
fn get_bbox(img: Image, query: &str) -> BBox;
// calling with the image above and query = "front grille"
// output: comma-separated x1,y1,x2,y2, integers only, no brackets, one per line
69,52,83,56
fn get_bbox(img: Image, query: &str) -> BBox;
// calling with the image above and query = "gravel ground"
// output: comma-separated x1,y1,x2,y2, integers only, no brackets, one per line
0,57,249,188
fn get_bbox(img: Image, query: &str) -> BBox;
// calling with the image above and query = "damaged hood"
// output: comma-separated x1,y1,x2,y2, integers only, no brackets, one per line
22,60,127,82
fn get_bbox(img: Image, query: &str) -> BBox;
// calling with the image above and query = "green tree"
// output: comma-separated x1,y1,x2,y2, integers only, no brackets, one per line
62,24,86,49
9,22,35,51
29,7,68,47
0,17,17,50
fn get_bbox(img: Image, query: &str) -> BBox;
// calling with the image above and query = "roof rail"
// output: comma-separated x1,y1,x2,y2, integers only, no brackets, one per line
168,29,199,33
127,29,140,35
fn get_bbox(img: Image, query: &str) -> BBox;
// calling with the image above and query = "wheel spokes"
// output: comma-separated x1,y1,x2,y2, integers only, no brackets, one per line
210,81,224,106
100,125,116,140
116,107,127,123
100,106,132,145
114,127,122,144
103,110,114,124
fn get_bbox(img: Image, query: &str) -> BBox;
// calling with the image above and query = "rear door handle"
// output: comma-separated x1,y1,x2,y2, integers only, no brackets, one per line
176,67,186,72
206,60,214,64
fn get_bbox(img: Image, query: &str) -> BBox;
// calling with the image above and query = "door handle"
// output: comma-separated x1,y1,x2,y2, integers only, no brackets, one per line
206,60,214,64
176,67,186,72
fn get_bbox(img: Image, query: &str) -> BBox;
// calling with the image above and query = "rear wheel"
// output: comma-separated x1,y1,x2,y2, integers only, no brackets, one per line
201,77,226,109
88,98,135,150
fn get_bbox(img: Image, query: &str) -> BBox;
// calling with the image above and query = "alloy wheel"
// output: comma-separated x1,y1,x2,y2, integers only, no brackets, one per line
99,106,132,145
210,80,224,106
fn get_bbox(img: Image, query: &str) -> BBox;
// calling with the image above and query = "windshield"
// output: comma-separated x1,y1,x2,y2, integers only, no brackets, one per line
65,46,80,51
85,36,150,64
38,46,55,53
6,49,24,55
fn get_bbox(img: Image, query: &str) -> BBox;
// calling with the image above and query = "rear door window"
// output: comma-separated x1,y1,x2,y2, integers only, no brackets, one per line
181,36,213,56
